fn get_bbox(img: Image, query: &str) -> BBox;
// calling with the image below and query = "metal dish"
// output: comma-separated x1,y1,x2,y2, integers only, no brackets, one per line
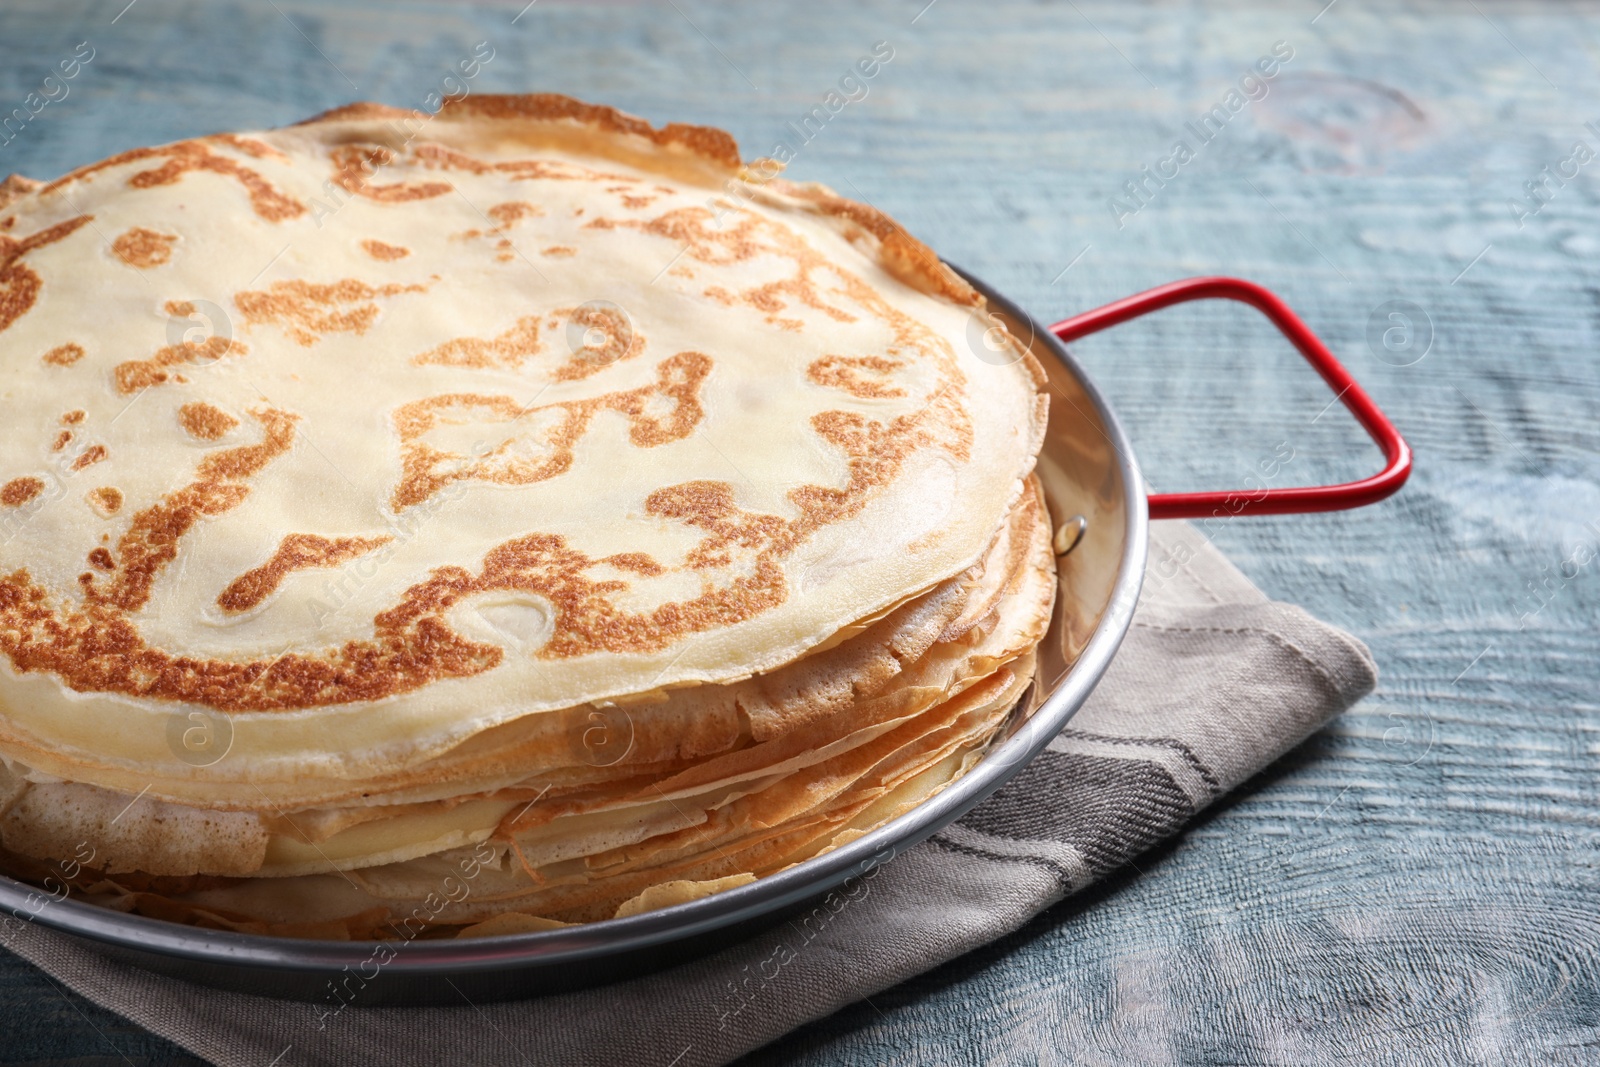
0,269,1409,1005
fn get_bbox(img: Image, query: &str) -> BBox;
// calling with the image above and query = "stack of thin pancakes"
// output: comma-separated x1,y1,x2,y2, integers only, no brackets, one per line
0,96,1051,938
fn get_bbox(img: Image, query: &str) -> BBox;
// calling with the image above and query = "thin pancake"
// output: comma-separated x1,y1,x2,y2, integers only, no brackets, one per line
0,94,1046,795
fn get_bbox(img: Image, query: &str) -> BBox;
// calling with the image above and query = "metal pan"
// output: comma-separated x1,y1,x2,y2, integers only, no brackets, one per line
0,269,1410,1005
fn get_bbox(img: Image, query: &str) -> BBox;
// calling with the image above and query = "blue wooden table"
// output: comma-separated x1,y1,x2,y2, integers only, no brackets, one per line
2,1,1597,1063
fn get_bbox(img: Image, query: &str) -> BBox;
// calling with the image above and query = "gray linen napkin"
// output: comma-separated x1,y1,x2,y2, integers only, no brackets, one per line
0,521,1377,1066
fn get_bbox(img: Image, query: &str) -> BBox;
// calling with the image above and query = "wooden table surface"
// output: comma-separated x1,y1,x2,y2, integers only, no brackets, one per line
1,1,1597,1063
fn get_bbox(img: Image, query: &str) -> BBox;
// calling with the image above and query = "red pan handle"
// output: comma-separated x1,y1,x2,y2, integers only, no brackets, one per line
1048,276,1412,521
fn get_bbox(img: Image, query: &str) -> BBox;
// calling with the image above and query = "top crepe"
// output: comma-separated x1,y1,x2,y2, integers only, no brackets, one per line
0,95,1046,795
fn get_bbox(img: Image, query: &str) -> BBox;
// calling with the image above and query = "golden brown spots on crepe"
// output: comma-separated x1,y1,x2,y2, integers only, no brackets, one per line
77,407,297,613
394,216,974,512
1,477,43,507
216,533,394,613
0,215,95,336
411,143,494,175
541,246,576,257
86,487,123,516
360,239,411,261
478,527,782,660
50,431,72,452
597,208,856,331
192,410,297,483
413,315,542,371
330,139,638,210
0,499,773,709
413,142,634,184
111,227,176,268
113,336,246,395
555,304,643,381
597,201,974,463
391,350,711,509
413,304,641,377
648,481,789,570
60,411,85,425
39,140,305,223
807,356,907,399
329,145,452,204
202,133,285,160
178,402,239,441
604,553,664,576
42,343,84,367
70,445,107,472
0,357,977,706
87,548,115,572
771,181,983,309
456,202,544,262
235,278,425,347
488,202,540,228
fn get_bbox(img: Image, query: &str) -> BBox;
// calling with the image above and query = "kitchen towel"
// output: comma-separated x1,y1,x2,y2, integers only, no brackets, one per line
0,520,1378,1066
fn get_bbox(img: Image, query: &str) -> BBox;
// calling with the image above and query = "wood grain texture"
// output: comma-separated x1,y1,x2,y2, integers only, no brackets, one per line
0,0,1596,1064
